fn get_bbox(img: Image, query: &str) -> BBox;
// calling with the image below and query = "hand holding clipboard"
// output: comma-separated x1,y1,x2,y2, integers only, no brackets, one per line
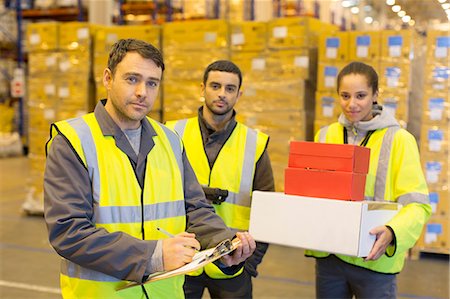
117,238,241,291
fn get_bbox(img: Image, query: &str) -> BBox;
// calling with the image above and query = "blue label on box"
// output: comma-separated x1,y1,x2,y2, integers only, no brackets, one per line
324,66,338,76
428,129,443,140
429,192,439,204
326,37,340,48
321,96,335,104
436,36,450,48
385,67,401,78
357,36,370,46
429,98,445,109
426,161,442,171
427,223,442,234
433,67,450,79
384,102,398,109
388,36,403,46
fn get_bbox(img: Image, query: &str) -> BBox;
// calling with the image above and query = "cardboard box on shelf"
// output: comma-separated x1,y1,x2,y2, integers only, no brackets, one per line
163,20,228,51
421,154,449,187
249,191,401,257
26,22,59,52
58,22,91,51
348,30,381,61
380,30,414,62
94,25,160,53
416,216,449,252
230,21,267,52
420,124,449,157
426,30,450,63
421,93,450,125
317,62,346,92
428,187,449,216
379,61,411,90
315,91,340,122
318,32,349,62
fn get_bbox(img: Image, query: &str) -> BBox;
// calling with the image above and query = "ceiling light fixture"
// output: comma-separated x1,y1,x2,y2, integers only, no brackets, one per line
402,15,411,22
408,19,415,26
442,3,450,9
351,6,360,14
397,10,406,17
386,0,395,5
364,16,374,24
392,5,401,12
342,0,354,8
438,0,446,3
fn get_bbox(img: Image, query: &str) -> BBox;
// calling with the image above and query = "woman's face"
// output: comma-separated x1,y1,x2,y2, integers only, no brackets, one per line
338,73,377,123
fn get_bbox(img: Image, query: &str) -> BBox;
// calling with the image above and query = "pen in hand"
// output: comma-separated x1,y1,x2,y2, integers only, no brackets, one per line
158,227,200,253
157,227,175,238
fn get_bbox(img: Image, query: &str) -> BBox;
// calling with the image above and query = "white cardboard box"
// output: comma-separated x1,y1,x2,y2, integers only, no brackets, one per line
249,191,401,257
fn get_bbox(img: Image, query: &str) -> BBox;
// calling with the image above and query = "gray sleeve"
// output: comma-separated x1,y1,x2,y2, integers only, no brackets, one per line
182,150,235,249
44,134,159,283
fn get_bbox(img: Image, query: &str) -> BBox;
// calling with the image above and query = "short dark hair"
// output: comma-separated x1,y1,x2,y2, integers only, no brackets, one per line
108,39,165,75
337,61,378,95
203,60,243,89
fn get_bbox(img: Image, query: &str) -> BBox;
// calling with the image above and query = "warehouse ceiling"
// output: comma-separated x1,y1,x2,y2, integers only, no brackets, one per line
370,0,449,24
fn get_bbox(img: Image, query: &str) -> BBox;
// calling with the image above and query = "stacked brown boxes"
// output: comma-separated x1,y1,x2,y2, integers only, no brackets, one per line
315,30,347,133
316,30,417,132
92,24,161,121
25,21,91,213
235,17,334,191
378,30,417,127
162,20,229,122
416,30,450,255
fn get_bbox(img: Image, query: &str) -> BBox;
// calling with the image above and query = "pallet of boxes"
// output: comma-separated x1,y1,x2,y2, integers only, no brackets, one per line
23,21,91,215
249,141,401,257
413,30,450,257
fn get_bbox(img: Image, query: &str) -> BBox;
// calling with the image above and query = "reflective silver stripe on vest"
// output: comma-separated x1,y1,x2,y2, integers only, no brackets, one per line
61,259,120,282
318,126,329,143
173,119,188,137
373,127,399,202
95,200,185,224
397,192,430,205
234,128,257,207
159,123,184,186
66,117,101,203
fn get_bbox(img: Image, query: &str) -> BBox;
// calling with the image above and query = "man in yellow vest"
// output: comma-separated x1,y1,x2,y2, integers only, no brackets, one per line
166,60,274,298
43,39,256,299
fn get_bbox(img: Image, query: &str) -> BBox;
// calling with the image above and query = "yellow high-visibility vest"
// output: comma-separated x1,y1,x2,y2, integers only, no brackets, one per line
306,122,431,274
166,117,268,279
49,114,186,298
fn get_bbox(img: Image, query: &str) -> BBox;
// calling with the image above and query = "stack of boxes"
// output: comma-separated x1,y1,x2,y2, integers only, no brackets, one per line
284,141,370,201
25,21,91,213
162,20,229,122
416,30,450,254
315,31,346,133
92,24,161,120
235,17,335,191
250,142,401,258
378,30,416,128
315,30,418,132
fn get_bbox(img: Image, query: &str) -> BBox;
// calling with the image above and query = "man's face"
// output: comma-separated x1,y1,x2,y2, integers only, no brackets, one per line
202,71,241,117
103,52,162,130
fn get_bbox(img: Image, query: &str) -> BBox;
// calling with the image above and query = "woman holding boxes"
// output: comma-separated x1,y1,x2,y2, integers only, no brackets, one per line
306,61,431,298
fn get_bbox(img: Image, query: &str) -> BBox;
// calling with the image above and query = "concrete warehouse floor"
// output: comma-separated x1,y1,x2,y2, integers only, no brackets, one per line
0,156,448,298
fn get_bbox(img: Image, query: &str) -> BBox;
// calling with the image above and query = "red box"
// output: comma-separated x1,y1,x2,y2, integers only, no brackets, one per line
288,141,370,173
284,168,367,201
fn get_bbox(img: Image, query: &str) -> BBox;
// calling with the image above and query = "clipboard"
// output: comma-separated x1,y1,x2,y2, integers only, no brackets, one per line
117,238,241,291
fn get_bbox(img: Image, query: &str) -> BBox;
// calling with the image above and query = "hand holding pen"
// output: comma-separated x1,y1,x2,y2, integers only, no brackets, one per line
158,227,200,271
